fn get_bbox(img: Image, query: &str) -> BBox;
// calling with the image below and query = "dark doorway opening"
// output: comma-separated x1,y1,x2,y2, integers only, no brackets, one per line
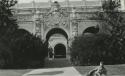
54,44,66,58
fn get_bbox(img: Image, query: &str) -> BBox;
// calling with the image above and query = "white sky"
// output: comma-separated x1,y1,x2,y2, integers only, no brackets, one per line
18,0,96,3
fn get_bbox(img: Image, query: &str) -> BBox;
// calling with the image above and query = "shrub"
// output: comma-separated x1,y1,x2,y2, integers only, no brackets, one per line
0,39,13,68
0,0,48,68
70,33,125,66
9,29,48,68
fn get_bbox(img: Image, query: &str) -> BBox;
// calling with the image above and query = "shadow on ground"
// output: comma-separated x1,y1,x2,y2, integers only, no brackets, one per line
44,58,72,68
28,71,64,75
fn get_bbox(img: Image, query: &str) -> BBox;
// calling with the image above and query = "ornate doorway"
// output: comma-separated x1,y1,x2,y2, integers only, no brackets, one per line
46,28,68,59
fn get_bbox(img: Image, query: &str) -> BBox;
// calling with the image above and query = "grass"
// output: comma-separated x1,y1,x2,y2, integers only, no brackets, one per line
75,64,125,76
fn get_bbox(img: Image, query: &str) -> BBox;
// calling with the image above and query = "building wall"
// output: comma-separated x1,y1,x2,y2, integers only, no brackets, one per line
13,1,125,59
15,8,102,40
14,1,109,59
18,22,35,34
77,20,99,35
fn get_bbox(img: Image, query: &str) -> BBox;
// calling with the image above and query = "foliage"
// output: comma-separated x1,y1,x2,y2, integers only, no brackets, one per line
0,0,17,68
9,29,48,68
0,0,18,36
70,0,125,65
70,34,113,65
70,33,125,65
0,0,48,68
97,0,125,63
0,39,13,68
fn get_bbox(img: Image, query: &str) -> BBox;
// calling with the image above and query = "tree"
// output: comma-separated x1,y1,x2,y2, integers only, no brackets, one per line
70,0,125,65
0,0,18,36
0,0,47,68
10,29,48,68
95,0,125,63
70,33,113,65
0,0,18,68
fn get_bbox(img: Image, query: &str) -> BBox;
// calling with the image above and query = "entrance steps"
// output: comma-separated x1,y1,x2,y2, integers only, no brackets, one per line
44,58,72,68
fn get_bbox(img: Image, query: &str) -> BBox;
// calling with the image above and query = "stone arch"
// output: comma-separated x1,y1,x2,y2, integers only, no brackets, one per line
83,26,99,34
54,43,66,58
45,28,68,41
45,28,69,58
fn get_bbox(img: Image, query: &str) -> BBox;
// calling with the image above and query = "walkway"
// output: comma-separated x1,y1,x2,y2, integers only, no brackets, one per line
44,58,72,68
22,58,82,76
23,67,82,76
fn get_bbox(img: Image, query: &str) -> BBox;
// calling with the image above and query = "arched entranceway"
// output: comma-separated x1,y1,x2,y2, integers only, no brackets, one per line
46,28,68,41
54,44,66,58
45,28,68,59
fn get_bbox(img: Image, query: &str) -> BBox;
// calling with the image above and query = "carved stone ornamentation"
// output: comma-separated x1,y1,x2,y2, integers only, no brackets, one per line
71,20,78,37
44,1,69,28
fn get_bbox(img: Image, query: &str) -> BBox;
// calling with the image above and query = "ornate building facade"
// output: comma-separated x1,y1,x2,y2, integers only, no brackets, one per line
14,0,124,59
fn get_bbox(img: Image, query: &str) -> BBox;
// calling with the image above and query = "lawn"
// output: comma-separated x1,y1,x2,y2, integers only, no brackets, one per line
75,64,125,76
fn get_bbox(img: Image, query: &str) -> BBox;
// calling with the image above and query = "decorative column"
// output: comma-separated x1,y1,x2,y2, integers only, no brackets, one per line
71,7,78,38
71,20,78,38
34,10,42,38
65,0,72,59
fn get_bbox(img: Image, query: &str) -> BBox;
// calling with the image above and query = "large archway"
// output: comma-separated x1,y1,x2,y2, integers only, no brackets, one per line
54,44,66,58
46,28,68,41
46,28,68,59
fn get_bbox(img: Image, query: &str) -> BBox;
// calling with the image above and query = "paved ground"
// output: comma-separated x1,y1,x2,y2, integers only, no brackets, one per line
23,58,80,76
22,59,125,76
44,58,72,68
0,59,125,76
23,67,82,76
0,69,33,76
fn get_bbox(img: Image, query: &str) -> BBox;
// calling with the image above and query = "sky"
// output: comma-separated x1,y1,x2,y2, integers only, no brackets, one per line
18,0,96,3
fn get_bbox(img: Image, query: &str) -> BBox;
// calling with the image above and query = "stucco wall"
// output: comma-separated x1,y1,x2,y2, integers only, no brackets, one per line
18,22,35,34
77,20,99,35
